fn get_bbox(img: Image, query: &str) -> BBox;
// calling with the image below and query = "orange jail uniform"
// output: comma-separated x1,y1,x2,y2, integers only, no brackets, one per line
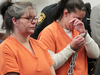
0,36,53,75
38,21,88,75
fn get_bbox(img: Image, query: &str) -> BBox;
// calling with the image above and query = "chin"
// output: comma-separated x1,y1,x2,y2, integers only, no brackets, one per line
29,31,34,35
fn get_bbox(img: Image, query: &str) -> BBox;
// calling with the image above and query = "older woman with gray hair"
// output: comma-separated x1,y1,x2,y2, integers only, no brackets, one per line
0,1,55,75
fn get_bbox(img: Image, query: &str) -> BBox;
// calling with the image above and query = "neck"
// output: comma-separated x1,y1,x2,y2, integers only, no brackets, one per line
11,33,29,44
57,19,69,30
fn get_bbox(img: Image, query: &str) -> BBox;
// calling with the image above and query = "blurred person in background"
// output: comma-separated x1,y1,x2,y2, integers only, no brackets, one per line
90,4,100,75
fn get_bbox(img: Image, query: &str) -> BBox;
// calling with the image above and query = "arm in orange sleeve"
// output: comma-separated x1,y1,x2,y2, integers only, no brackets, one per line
1,45,19,75
0,45,4,75
38,28,56,52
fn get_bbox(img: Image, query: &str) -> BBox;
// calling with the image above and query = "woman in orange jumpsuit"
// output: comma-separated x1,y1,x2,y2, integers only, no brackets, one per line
0,1,55,75
38,0,99,75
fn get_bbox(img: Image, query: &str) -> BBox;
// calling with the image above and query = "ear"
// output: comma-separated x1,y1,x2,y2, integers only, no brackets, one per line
63,9,69,17
12,17,18,26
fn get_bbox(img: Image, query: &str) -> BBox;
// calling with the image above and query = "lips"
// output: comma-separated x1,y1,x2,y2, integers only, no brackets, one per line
31,27,35,30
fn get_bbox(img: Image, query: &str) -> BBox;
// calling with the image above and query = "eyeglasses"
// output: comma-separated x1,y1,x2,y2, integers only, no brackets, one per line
20,17,38,22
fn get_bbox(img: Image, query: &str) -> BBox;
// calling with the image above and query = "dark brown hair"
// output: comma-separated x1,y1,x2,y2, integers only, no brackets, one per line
53,0,86,21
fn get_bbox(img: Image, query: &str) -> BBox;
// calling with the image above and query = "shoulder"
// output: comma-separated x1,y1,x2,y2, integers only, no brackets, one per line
0,36,17,54
29,37,47,50
0,36,13,48
91,4,100,17
38,21,63,39
38,22,58,38
43,21,59,31
92,4,100,10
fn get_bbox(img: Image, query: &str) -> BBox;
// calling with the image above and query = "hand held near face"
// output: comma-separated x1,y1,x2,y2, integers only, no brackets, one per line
69,18,86,34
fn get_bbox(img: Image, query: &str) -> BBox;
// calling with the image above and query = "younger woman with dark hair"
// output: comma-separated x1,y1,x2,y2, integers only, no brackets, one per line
38,0,99,75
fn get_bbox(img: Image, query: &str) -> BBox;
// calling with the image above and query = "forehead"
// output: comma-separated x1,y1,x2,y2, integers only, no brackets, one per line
22,6,36,17
71,10,86,19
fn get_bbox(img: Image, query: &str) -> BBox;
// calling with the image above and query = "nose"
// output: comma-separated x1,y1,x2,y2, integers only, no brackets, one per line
31,19,37,24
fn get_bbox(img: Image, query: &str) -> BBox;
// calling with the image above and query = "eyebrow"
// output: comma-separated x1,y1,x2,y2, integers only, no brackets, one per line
26,15,35,18
28,15,35,17
77,17,81,20
74,17,82,20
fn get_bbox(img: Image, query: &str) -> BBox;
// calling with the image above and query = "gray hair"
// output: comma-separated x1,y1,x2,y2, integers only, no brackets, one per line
2,1,36,36
8,2,36,19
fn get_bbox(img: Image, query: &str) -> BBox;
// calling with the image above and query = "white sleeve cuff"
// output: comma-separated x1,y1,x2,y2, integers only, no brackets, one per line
85,32,92,44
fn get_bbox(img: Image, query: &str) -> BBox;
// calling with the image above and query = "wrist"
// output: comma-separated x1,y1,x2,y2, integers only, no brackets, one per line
70,44,78,52
80,30,87,38
79,29,86,34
